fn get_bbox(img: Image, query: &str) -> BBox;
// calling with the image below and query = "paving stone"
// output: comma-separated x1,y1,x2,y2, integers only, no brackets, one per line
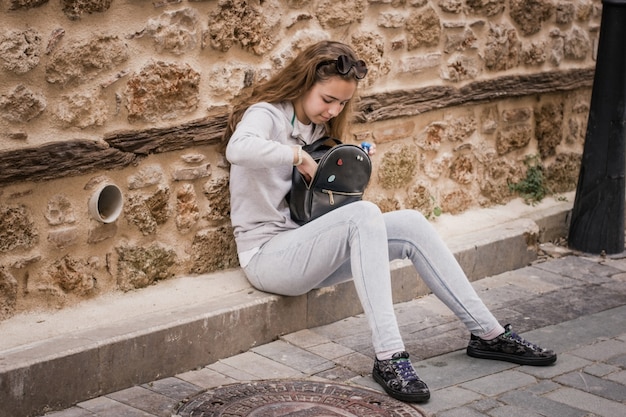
604,258,626,272
492,268,564,294
303,374,333,383
305,341,356,360
499,388,590,417
473,283,535,309
349,374,383,393
332,351,373,375
606,370,626,385
514,265,583,289
525,380,561,395
459,370,537,397
399,319,465,342
509,286,626,331
106,386,176,417
394,298,456,326
533,256,623,281
404,293,457,319
538,306,626,351
604,279,626,296
312,365,359,382
176,366,238,389
488,307,526,328
545,387,626,417
313,315,370,341
421,386,482,414
488,405,545,417
335,337,374,358
515,325,564,349
77,396,155,417
496,301,557,330
554,371,626,402
436,406,489,417
280,329,332,348
607,353,626,368
472,271,521,290
217,351,305,379
40,407,95,417
518,353,592,379
468,397,502,412
251,340,335,374
399,320,464,346
584,363,622,378
143,377,203,401
313,319,373,354
570,339,626,361
416,350,515,390
206,360,261,381
403,325,468,359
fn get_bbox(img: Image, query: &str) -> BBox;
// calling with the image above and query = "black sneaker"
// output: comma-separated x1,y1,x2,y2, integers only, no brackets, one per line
467,324,557,366
372,351,430,403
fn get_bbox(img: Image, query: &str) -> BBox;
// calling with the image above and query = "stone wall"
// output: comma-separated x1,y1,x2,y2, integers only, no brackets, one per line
0,0,599,320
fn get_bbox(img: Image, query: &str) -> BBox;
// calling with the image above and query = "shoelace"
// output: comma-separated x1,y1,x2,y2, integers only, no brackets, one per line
504,330,543,351
392,358,420,382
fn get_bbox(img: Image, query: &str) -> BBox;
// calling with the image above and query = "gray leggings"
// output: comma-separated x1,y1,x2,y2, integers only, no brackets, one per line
243,201,501,354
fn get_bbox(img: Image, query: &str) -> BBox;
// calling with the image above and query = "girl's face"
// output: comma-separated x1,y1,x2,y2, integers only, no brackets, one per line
294,76,357,125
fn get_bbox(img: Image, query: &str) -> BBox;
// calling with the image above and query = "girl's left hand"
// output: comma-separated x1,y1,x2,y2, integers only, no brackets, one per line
361,142,376,155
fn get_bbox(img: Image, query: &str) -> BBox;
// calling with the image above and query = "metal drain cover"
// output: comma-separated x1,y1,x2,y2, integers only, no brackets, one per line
177,380,428,416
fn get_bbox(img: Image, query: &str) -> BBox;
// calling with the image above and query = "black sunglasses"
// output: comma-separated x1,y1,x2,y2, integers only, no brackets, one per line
317,55,368,79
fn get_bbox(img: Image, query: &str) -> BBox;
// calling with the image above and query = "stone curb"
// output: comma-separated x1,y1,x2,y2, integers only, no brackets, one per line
0,202,572,417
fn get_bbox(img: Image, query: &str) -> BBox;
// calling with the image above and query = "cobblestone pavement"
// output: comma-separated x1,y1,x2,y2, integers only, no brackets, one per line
42,251,626,417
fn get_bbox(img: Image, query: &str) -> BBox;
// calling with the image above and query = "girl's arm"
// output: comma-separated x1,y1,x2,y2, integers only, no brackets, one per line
226,106,294,169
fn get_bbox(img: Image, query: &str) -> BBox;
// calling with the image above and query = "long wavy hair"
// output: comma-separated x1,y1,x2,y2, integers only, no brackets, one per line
219,40,365,153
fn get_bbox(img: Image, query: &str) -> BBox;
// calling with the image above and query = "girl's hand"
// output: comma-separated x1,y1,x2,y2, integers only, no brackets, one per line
361,142,376,155
296,151,317,184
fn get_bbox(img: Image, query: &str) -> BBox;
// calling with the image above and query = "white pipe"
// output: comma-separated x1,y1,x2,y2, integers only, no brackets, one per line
88,184,123,223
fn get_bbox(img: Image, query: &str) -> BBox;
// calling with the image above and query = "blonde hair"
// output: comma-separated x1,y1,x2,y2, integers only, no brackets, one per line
220,40,364,153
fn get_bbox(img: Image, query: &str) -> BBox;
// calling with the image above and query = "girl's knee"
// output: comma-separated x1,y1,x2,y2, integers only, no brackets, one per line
406,209,428,224
338,200,382,220
385,209,434,234
354,200,382,216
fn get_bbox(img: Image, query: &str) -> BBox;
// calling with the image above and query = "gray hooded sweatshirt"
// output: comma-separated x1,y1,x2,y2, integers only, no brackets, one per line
225,101,326,265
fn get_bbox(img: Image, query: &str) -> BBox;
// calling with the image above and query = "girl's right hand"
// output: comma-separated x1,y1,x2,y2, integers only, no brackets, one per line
296,151,317,185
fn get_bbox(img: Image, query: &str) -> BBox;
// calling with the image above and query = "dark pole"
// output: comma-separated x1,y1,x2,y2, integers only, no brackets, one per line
568,0,626,255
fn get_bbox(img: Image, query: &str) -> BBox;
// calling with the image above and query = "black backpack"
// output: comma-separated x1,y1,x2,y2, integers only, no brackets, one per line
288,136,372,225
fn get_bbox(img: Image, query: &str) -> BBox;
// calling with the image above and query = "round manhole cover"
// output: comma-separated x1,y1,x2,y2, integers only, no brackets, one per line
177,380,428,416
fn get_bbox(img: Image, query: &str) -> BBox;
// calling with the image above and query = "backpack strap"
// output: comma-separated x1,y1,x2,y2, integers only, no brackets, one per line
303,137,342,153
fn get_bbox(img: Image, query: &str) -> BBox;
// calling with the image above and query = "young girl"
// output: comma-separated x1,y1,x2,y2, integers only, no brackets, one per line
222,40,556,403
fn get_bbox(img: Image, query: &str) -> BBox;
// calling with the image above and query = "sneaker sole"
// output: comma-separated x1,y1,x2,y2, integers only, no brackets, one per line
372,371,430,403
467,347,557,366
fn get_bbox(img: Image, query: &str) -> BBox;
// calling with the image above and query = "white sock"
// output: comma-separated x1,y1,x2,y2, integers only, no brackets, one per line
376,348,404,361
479,324,506,340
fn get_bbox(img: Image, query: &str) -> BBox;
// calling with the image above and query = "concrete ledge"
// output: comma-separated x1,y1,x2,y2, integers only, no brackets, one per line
0,196,573,417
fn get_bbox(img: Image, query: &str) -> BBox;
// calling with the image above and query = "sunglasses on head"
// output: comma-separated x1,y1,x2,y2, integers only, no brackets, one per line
317,55,368,79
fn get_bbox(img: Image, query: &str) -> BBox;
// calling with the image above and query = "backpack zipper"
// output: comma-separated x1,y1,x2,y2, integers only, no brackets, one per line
322,189,363,205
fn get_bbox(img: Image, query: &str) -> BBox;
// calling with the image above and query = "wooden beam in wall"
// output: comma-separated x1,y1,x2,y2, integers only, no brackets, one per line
354,67,595,123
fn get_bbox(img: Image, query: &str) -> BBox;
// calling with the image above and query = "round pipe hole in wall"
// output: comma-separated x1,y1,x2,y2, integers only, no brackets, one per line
89,184,123,223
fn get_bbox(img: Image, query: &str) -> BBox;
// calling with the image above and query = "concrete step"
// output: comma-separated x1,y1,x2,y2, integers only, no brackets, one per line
0,195,574,417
